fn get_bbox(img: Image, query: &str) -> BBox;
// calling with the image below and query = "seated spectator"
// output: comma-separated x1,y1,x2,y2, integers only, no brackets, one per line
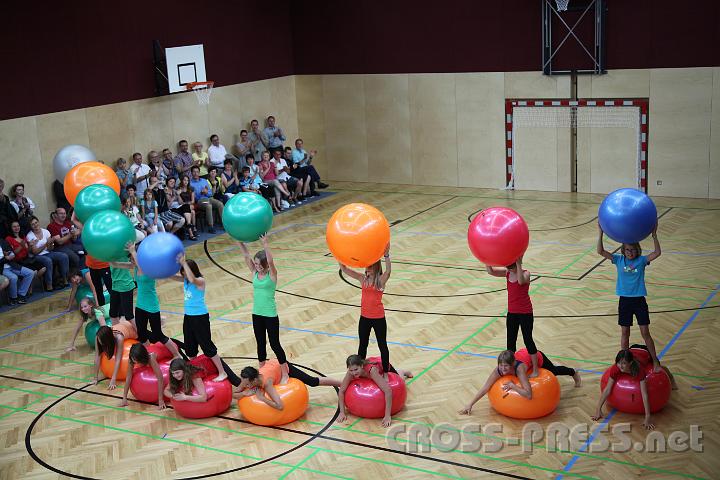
207,134,228,171
190,166,223,234
6,220,47,286
259,151,291,212
161,148,178,180
1,237,34,305
0,178,19,239
192,142,209,178
275,149,303,206
221,159,241,198
207,167,227,204
0,273,8,302
234,130,252,170
115,158,131,199
9,183,35,234
174,140,194,179
240,165,276,211
166,177,196,240
26,216,70,290
249,119,268,163
148,150,170,188
155,188,186,237
140,189,159,235
129,152,152,198
124,184,138,205
263,115,286,157
47,207,85,269
292,139,328,194
121,196,146,244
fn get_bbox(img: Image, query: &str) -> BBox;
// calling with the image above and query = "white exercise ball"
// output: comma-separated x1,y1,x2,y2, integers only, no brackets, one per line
53,144,96,182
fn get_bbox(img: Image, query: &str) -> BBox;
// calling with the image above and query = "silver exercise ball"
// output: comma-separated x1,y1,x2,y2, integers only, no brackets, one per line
53,144,96,182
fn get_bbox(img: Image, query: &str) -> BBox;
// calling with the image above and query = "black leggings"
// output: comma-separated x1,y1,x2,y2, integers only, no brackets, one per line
540,352,575,377
90,267,112,306
135,308,168,344
506,312,537,354
288,363,321,387
252,314,287,364
171,338,241,387
183,313,217,358
358,316,390,374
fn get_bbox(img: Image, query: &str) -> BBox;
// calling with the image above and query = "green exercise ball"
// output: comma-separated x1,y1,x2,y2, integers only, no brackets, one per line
83,210,135,261
84,305,111,348
74,184,121,223
222,192,274,242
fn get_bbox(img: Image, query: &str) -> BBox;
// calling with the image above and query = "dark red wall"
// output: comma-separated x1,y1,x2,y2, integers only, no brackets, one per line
2,0,718,120
0,0,295,120
291,0,720,74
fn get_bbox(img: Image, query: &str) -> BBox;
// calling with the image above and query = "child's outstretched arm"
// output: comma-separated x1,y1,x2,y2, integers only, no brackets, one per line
592,378,615,420
380,243,392,286
486,266,507,277
338,263,364,281
639,380,655,430
459,369,501,414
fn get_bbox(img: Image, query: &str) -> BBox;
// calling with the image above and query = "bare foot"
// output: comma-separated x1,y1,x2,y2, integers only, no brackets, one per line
573,372,582,387
403,370,414,379
280,374,289,385
212,373,228,382
671,381,679,390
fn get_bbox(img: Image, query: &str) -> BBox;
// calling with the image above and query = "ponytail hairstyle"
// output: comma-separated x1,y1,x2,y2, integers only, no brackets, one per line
240,366,260,382
362,260,383,291
346,354,366,368
96,326,115,359
168,358,204,395
129,343,150,366
615,349,640,377
497,350,516,366
184,259,203,278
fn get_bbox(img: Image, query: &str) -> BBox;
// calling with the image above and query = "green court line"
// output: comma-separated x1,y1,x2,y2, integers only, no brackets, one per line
0,398,46,420
407,313,505,386
278,450,320,480
554,246,599,275
0,348,94,367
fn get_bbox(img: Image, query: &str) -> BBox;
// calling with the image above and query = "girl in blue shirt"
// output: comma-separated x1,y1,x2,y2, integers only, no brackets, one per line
597,223,662,372
172,253,227,382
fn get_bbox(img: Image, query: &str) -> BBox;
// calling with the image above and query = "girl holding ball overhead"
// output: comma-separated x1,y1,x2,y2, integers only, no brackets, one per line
485,256,540,377
172,254,227,383
238,235,290,383
339,244,393,375
597,223,662,372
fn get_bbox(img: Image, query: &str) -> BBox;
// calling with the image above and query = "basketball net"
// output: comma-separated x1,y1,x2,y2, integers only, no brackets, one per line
555,0,570,11
186,81,214,106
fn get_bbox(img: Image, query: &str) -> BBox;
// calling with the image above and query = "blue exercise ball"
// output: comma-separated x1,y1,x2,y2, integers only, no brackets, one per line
598,188,657,244
136,233,185,279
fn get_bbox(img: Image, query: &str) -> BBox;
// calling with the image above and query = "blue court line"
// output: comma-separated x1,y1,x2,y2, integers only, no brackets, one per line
0,310,70,341
158,309,611,377
556,283,720,479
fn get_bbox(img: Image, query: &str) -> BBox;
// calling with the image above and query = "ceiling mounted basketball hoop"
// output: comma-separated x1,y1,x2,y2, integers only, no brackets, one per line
186,81,214,105
555,0,570,11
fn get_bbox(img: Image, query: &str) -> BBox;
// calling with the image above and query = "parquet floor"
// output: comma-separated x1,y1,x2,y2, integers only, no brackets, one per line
1,182,718,479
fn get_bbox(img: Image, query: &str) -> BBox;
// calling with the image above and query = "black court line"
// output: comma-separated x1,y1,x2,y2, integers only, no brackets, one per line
7,371,530,479
389,195,458,227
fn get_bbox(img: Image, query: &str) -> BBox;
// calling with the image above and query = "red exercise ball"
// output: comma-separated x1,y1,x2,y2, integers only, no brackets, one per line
146,342,173,362
467,207,529,267
172,378,233,419
600,348,672,414
344,356,407,418
326,203,390,268
130,360,170,403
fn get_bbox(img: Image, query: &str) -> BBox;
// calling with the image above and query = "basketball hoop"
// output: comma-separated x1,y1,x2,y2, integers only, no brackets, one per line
186,81,214,105
555,0,570,11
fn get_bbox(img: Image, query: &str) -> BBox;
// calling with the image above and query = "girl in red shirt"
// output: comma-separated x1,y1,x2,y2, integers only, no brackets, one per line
486,256,540,377
339,244,393,374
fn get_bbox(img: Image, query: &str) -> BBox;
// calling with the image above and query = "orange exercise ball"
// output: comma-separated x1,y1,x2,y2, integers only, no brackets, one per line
64,161,120,206
488,368,560,419
99,338,139,382
238,378,309,426
326,203,390,268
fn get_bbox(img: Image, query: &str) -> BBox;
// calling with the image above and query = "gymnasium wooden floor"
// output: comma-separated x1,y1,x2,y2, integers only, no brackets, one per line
1,182,718,479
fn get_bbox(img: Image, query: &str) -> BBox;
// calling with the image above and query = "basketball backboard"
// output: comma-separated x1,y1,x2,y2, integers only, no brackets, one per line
165,44,207,94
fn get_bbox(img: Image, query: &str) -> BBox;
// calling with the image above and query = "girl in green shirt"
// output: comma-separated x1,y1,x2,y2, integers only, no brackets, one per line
239,235,289,383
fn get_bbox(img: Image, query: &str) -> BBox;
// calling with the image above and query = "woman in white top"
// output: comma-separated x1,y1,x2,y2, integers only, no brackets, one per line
25,216,70,290
9,183,35,234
